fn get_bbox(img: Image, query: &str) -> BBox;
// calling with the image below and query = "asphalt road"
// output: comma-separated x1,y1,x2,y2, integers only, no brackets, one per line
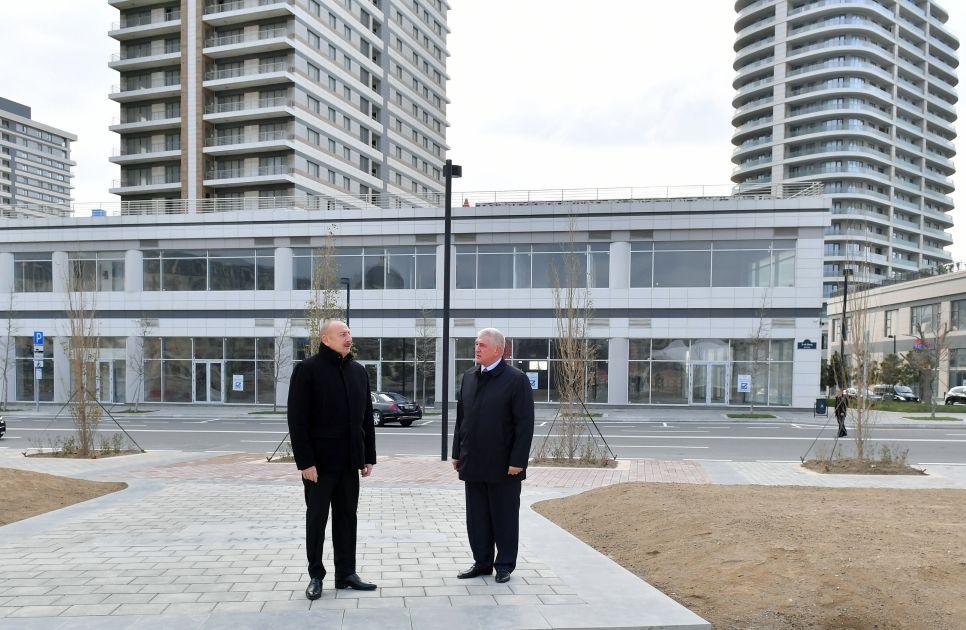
2,412,965,467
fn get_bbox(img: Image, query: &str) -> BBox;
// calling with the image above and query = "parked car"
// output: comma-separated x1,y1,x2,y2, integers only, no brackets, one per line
0,416,5,439
945,386,966,405
872,384,920,402
371,392,422,427
844,387,879,400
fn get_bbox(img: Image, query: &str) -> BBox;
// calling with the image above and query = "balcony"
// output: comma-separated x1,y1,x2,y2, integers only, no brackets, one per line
202,0,294,26
109,79,181,103
203,61,293,90
202,97,295,125
203,130,295,155
203,27,294,58
110,111,182,133
203,164,295,186
110,142,181,164
109,176,181,195
109,10,180,40
109,45,180,72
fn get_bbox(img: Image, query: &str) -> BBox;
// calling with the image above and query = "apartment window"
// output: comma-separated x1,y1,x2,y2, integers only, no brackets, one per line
343,54,352,70
343,115,351,130
343,176,351,190
307,161,320,178
307,95,321,113
328,139,337,153
884,309,896,336
308,30,321,48
292,246,436,290
329,12,337,29
143,250,275,291
630,240,795,288
328,107,337,122
455,244,609,290
309,0,321,16
14,252,53,292
68,251,125,292
952,301,966,330
328,44,337,60
327,169,336,184
328,76,337,91
910,304,938,334
307,129,320,146
308,63,320,81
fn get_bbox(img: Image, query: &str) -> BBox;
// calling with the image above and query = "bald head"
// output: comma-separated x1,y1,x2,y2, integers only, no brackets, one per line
321,319,352,357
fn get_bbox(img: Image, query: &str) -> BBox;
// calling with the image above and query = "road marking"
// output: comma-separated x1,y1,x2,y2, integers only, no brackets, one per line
240,440,285,444
537,421,547,427
662,422,668,428
683,458,733,462
916,462,966,466
756,460,800,463
614,445,708,449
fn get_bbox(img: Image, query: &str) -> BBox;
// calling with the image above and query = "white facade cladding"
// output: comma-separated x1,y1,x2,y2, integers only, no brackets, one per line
0,98,76,207
731,0,959,299
108,0,449,207
0,186,828,408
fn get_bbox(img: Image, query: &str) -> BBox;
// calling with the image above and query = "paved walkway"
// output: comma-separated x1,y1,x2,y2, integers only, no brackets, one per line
1,448,965,629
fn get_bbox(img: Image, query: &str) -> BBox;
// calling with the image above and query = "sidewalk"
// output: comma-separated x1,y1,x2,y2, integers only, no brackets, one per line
2,450,966,629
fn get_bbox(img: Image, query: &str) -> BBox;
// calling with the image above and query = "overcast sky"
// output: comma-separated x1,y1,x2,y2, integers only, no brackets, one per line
3,1,965,259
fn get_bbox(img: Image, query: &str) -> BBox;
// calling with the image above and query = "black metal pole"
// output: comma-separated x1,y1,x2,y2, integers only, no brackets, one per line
441,160,453,460
342,278,351,327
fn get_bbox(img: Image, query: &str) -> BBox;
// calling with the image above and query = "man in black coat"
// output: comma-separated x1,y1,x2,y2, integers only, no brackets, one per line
287,319,377,600
452,327,535,584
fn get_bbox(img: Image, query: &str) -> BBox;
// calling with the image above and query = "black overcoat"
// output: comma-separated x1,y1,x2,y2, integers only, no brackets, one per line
286,344,376,473
452,360,535,482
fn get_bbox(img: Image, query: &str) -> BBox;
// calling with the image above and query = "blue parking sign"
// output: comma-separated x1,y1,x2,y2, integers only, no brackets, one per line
34,331,44,345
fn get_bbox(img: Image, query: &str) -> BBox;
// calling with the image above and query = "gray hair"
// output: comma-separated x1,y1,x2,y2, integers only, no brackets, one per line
477,327,505,349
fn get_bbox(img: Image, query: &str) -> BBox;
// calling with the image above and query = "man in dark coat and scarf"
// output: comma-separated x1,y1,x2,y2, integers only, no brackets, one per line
452,327,535,584
287,319,377,600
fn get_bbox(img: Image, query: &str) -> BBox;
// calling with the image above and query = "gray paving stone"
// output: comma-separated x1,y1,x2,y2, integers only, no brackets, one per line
60,604,121,616
355,597,405,609
5,606,70,618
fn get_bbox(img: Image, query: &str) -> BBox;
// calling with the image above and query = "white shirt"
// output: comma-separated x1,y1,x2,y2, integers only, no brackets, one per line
481,358,502,373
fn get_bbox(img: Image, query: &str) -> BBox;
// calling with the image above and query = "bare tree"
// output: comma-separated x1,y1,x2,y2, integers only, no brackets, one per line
62,270,102,457
842,285,877,461
744,291,771,413
0,293,16,411
128,317,153,412
268,318,293,413
909,314,950,420
414,307,437,408
304,229,345,352
533,224,612,465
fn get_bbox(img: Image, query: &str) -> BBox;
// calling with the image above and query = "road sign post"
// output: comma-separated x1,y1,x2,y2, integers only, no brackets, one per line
33,331,43,411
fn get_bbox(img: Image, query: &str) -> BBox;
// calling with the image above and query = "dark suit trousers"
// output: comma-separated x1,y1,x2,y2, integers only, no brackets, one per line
303,469,359,580
464,479,522,572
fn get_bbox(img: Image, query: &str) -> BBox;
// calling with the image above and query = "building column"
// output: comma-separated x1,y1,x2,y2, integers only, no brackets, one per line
0,252,13,294
608,337,629,405
53,331,70,404
275,247,293,291
610,241,630,289
51,251,68,294
125,249,143,292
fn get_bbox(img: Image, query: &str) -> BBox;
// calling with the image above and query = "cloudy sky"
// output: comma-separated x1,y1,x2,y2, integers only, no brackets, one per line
3,1,965,258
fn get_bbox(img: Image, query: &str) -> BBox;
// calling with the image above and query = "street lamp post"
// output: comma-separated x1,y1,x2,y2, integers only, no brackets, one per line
839,269,853,388
341,277,351,327
441,159,461,461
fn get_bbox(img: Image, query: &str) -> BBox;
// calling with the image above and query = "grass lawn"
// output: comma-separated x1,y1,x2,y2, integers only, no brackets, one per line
726,412,776,419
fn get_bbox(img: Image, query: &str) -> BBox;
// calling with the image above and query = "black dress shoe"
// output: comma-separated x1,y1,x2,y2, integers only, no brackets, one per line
495,570,511,583
305,577,322,600
457,564,493,579
334,573,377,590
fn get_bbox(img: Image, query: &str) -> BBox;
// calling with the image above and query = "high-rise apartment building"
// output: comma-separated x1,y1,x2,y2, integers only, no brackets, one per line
0,97,76,207
108,0,449,208
731,0,959,297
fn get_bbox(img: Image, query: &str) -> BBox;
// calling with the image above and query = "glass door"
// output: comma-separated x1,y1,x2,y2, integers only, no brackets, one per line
194,361,224,403
691,363,729,405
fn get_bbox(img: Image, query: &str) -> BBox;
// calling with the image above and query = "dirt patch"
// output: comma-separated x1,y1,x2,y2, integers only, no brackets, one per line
530,458,618,468
802,459,926,475
0,468,127,526
534,483,966,630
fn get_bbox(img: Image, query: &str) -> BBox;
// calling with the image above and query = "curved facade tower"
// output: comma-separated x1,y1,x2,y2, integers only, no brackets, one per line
732,0,959,297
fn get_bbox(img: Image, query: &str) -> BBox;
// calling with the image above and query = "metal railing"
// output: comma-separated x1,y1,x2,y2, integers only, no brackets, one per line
0,183,825,220
205,27,290,47
204,61,289,81
203,0,293,15
110,9,180,30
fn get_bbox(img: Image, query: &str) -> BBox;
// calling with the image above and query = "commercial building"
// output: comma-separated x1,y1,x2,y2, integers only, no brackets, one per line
731,0,959,298
0,97,76,207
0,185,827,408
826,265,966,399
107,0,449,207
